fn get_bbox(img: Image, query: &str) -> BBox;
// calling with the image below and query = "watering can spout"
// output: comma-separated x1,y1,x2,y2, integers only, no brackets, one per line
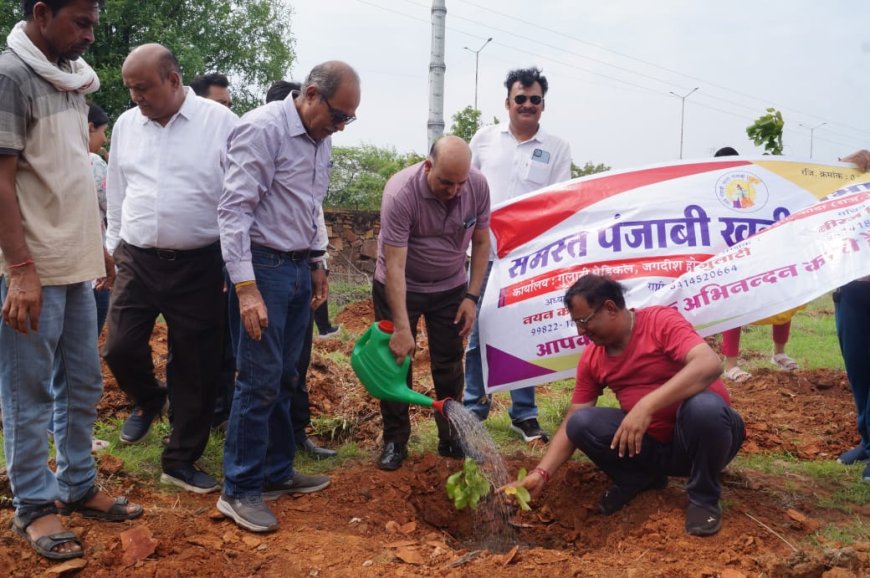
432,398,450,417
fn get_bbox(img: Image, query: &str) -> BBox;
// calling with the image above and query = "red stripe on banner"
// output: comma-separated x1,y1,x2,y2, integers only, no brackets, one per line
491,161,750,258
497,253,714,307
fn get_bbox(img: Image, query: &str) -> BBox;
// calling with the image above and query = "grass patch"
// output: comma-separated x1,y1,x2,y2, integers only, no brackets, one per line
731,294,842,371
813,516,870,546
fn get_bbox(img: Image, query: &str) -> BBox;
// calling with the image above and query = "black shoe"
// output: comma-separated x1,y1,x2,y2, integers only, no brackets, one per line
377,442,407,471
598,475,668,515
161,464,221,494
510,418,549,443
685,502,722,536
120,405,161,444
315,325,341,340
299,437,337,460
437,439,465,459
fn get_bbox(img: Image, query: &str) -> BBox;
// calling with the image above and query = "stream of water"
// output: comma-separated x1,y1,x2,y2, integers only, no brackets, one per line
442,399,517,551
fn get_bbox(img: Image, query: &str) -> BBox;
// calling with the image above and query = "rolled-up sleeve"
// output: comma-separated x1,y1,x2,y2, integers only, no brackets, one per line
218,119,276,283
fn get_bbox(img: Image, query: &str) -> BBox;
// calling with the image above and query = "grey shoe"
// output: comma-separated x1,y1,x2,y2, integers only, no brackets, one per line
216,494,278,533
263,473,330,501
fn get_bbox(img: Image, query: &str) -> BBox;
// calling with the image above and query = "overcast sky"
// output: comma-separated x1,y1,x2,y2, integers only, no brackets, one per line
288,0,870,170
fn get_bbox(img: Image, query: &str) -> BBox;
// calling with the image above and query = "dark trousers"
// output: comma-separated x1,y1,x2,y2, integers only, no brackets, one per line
835,280,870,448
103,240,224,471
291,308,315,444
313,300,332,334
565,391,745,508
372,280,466,446
213,286,237,427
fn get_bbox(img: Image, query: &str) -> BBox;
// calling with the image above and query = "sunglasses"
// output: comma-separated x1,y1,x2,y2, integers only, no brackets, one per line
513,94,543,106
321,95,356,125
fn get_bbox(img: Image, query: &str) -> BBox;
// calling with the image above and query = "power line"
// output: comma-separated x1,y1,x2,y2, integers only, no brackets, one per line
393,0,870,142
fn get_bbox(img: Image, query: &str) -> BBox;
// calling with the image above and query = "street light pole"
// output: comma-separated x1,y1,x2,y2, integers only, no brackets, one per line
799,122,826,158
669,87,699,159
464,37,492,110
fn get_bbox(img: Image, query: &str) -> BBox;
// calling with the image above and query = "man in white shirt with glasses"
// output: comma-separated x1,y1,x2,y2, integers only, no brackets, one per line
464,67,573,443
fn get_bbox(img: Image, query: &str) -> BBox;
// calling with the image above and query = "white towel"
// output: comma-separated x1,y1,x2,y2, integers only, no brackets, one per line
6,21,99,94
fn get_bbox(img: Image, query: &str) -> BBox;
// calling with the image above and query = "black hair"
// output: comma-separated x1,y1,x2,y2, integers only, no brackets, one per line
504,67,548,97
190,72,229,97
265,80,301,103
87,102,108,127
714,147,739,157
22,0,104,19
563,275,626,310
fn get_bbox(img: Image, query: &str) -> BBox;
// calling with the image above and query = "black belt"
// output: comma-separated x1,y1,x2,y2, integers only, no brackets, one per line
251,243,312,261
129,241,220,261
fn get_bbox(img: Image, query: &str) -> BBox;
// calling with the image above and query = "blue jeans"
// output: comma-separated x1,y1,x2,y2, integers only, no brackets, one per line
0,279,101,521
835,281,870,449
565,392,745,508
222,247,311,498
463,262,537,422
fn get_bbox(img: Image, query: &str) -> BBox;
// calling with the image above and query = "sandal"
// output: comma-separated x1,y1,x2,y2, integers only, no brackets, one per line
724,366,752,383
58,486,144,522
771,353,799,371
12,515,83,561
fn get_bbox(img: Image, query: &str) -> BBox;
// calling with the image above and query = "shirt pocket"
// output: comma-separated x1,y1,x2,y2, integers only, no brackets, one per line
524,158,550,185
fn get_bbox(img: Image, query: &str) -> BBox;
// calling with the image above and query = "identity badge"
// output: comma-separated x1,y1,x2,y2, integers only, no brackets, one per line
532,148,551,164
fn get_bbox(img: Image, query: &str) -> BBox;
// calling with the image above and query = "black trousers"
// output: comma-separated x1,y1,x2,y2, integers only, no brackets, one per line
103,240,224,471
372,280,466,446
565,391,745,508
290,308,315,444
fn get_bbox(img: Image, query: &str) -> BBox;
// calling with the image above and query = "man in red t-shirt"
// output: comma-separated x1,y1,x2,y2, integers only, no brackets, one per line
507,275,745,536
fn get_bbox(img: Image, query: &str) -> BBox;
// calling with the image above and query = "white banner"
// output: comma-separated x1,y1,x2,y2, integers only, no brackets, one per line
480,157,868,393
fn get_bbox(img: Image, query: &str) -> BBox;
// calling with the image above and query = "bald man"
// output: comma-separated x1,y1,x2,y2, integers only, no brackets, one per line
104,44,238,493
373,135,492,471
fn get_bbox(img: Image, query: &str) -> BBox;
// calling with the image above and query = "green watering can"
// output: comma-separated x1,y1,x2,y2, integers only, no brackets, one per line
351,320,448,415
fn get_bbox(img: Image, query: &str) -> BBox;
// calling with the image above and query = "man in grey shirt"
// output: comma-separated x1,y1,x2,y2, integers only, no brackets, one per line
217,61,360,533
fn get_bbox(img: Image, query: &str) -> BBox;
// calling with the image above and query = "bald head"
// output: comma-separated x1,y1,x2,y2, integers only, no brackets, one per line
424,136,472,202
122,43,186,126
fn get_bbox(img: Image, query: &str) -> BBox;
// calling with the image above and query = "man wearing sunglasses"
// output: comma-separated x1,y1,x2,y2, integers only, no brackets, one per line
217,61,360,532
464,67,573,443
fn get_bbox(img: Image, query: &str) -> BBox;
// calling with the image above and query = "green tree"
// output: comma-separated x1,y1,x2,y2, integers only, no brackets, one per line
571,161,611,179
1,1,295,119
449,105,482,143
746,107,785,155
327,145,424,210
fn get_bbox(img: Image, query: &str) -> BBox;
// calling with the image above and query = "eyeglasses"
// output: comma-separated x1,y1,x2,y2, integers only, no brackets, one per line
321,96,356,125
574,304,603,327
513,94,543,106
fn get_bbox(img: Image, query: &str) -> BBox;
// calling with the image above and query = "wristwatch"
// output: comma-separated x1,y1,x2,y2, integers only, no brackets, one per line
310,261,327,271
464,292,480,304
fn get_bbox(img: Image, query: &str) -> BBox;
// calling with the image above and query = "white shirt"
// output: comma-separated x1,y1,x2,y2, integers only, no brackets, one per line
469,123,572,257
106,88,238,253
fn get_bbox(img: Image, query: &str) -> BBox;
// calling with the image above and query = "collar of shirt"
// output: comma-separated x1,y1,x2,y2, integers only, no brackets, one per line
501,122,544,145
282,91,317,143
